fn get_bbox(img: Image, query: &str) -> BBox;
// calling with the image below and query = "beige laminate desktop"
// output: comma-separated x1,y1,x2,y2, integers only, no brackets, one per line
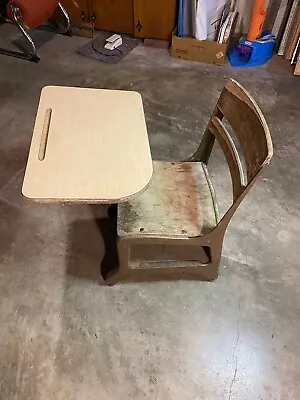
22,86,153,203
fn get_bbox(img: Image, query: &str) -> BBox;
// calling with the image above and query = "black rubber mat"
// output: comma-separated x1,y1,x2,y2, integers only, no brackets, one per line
77,31,140,64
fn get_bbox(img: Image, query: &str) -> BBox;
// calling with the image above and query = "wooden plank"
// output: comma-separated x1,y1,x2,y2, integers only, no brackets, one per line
278,0,299,56
284,5,300,59
22,86,153,203
272,0,289,35
275,0,293,51
291,37,300,62
264,0,281,31
294,58,300,74
133,0,177,40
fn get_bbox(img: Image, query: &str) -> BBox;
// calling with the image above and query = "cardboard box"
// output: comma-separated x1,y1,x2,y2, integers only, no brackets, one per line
171,32,229,65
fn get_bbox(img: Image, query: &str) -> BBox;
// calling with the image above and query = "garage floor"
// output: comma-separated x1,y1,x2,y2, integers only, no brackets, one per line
0,26,300,400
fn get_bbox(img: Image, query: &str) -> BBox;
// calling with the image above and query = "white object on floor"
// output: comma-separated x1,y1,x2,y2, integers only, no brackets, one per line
106,34,121,43
104,37,123,50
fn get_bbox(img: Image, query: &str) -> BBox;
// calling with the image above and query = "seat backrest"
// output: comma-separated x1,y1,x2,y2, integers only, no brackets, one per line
217,79,273,180
190,79,273,233
192,79,273,204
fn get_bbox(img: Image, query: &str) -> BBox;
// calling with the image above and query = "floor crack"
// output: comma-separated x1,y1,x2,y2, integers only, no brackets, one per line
227,302,241,400
0,168,24,195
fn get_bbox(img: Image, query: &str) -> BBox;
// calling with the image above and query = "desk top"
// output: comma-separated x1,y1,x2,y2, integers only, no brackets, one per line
22,86,153,203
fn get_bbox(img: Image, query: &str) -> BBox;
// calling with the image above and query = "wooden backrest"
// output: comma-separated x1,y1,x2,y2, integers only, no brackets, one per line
193,79,273,202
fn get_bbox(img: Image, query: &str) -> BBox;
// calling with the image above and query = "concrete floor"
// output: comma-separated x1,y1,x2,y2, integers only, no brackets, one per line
0,26,300,400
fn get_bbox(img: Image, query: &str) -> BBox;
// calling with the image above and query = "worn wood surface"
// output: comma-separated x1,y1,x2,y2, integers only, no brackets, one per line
217,80,272,181
118,161,218,238
191,79,272,189
22,86,153,203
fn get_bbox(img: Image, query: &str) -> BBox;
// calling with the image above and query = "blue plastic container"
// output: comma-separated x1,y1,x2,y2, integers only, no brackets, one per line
228,32,276,68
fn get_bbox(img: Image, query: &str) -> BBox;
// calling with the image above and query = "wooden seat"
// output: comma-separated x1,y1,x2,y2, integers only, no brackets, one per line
118,161,218,238
104,79,273,284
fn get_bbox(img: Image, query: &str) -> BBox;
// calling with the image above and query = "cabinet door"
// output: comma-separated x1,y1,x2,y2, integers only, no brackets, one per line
133,0,177,40
92,0,134,34
60,0,94,37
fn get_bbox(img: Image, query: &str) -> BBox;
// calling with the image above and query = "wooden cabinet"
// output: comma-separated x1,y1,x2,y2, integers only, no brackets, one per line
61,0,177,40
60,0,94,37
93,0,134,34
134,0,177,40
